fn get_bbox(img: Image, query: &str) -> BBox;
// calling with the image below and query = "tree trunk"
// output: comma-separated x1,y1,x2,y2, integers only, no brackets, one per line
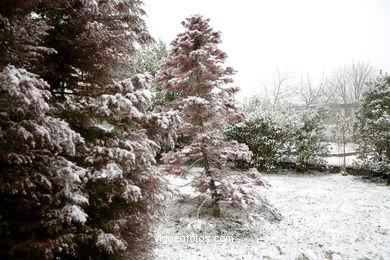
203,152,220,217
342,130,347,173
199,115,221,217
208,176,221,217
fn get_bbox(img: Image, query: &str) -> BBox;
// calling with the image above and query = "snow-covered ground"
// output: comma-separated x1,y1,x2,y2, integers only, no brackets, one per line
154,172,390,260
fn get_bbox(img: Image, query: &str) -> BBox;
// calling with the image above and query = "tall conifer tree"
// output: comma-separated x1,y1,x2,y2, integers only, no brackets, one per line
0,1,178,258
156,15,276,218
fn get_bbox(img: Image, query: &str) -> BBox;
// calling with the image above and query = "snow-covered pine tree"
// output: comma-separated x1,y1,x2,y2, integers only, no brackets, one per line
156,15,277,218
0,3,88,258
36,1,179,258
355,72,390,180
0,1,179,259
129,40,175,109
0,64,88,259
131,40,170,78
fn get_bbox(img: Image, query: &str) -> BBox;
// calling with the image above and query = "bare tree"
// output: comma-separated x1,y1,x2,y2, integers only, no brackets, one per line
293,73,326,108
326,61,375,105
325,61,375,172
261,68,293,109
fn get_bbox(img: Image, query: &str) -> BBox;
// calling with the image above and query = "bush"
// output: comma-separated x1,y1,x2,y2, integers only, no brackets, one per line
225,116,286,170
226,109,329,172
290,110,329,171
354,73,390,177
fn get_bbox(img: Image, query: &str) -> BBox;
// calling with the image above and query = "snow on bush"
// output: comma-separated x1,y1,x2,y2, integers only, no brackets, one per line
354,73,390,177
96,232,127,254
61,204,88,224
226,108,329,171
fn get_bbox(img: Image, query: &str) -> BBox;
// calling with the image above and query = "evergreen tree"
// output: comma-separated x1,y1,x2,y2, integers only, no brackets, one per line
131,40,169,77
355,73,390,179
156,15,277,218
0,1,178,258
0,64,86,259
130,40,174,108
291,110,329,171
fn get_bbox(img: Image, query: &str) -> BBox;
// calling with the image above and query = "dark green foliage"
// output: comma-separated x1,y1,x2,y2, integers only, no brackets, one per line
225,117,286,170
130,40,174,107
292,110,329,171
354,73,390,176
226,109,329,172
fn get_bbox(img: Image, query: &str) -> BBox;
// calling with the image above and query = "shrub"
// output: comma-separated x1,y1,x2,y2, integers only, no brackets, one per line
354,73,390,178
226,109,329,172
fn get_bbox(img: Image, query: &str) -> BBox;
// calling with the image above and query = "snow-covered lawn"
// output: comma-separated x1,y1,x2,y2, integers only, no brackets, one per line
154,172,390,260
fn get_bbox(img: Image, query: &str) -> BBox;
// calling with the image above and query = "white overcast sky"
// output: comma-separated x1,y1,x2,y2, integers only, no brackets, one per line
142,0,390,100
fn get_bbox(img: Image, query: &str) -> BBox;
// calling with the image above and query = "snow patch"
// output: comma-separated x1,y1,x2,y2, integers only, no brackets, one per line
96,232,127,253
93,163,123,180
61,205,88,224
